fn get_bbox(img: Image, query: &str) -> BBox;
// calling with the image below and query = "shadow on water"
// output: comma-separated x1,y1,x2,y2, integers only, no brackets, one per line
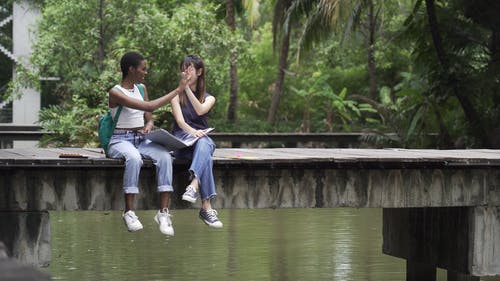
45,209,499,281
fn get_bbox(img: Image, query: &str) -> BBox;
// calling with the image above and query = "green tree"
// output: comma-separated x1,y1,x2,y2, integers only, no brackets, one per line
27,0,230,148
226,0,260,125
267,0,293,126
402,0,500,147
232,21,276,132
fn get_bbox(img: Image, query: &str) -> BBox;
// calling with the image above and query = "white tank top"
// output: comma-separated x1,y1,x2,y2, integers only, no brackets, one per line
110,84,145,128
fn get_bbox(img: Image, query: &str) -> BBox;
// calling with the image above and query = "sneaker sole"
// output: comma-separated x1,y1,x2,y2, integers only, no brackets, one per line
182,195,197,203
123,218,143,232
127,226,143,232
124,222,143,232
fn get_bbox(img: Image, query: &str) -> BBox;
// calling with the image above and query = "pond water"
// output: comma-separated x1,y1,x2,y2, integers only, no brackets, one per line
45,208,497,281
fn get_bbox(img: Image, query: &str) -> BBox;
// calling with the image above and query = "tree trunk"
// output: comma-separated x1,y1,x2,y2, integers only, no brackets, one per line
433,107,454,148
226,0,238,124
425,0,491,147
267,29,290,125
97,0,105,72
489,30,500,73
227,52,238,124
301,98,310,133
325,107,333,132
367,0,377,100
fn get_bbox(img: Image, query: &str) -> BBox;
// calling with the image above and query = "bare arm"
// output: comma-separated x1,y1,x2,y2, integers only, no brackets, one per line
143,112,154,133
142,88,154,133
109,85,183,112
109,72,190,112
184,86,216,116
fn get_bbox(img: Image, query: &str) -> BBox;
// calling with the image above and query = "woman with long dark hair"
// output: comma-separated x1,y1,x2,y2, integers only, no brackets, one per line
170,54,223,228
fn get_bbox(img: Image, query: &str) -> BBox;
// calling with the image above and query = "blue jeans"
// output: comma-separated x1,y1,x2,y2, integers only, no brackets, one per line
108,131,173,194
173,132,216,201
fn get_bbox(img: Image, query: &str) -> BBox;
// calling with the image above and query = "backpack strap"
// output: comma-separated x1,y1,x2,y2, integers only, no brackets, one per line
113,105,123,123
136,83,145,98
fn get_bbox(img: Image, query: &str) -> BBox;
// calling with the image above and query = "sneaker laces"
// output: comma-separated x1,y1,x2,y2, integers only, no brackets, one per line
186,185,197,195
125,211,138,220
205,209,219,221
159,210,172,225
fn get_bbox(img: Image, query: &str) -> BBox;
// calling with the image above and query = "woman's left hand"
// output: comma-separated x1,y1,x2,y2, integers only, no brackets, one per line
142,123,154,134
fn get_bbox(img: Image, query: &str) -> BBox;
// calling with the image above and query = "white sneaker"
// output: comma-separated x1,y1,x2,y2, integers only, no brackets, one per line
122,210,143,232
154,209,174,236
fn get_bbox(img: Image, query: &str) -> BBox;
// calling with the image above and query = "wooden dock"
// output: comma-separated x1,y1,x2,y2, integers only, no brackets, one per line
1,147,500,168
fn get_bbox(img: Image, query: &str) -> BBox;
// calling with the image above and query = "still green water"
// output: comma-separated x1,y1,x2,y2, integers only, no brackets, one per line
45,208,495,281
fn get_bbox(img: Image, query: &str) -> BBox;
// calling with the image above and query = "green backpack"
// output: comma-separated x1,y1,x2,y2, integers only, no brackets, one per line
98,84,144,156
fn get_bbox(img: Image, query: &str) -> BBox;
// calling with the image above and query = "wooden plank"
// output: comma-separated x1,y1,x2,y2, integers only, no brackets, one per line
2,147,496,160
2,148,500,168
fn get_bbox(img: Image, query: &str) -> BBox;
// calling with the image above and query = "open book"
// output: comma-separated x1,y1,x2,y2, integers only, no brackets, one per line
145,128,214,151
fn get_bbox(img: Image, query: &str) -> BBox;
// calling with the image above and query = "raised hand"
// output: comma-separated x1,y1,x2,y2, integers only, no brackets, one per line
178,70,191,91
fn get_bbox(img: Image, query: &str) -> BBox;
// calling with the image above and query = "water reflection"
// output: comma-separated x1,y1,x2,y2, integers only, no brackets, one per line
44,208,495,281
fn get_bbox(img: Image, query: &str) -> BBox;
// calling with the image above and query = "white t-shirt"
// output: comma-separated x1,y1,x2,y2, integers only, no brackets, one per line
110,84,144,129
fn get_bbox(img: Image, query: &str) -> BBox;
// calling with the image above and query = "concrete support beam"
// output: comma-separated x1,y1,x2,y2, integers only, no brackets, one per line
0,244,51,281
470,206,500,275
383,207,470,273
383,207,500,278
0,211,50,267
447,271,479,281
407,261,436,281
1,168,499,211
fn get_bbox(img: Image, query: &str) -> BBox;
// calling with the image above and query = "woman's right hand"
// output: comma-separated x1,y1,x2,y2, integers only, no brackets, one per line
191,129,207,138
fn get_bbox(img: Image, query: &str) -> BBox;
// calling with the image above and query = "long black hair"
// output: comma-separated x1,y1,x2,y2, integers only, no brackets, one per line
179,54,206,105
120,51,144,80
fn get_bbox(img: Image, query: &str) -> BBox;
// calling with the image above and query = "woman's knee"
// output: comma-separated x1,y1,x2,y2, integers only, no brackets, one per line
155,151,172,166
125,152,143,167
196,137,215,152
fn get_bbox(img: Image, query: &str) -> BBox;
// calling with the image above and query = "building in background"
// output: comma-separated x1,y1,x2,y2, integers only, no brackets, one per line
0,1,41,148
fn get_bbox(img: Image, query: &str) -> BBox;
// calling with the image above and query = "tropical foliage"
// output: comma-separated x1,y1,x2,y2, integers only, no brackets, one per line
4,0,500,148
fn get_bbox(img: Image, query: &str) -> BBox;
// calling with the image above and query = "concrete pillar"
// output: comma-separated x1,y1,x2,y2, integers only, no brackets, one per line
382,207,500,279
470,206,500,276
12,0,40,148
0,211,51,267
0,241,51,280
407,261,436,281
447,271,479,281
